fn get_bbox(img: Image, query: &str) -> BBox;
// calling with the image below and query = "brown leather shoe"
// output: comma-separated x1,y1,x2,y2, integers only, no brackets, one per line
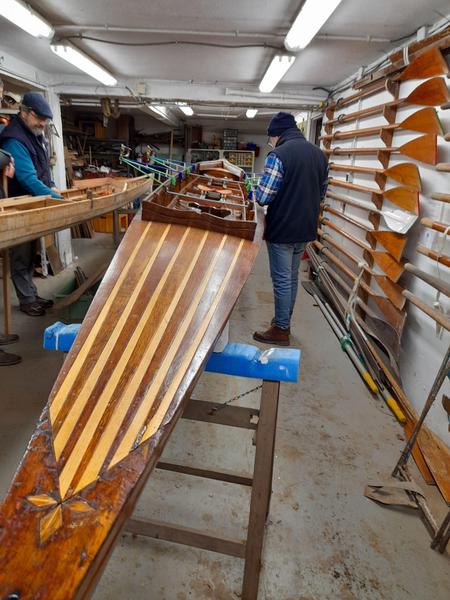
253,325,290,346
271,318,290,334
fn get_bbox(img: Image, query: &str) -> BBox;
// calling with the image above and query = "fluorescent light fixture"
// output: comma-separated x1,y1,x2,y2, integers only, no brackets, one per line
2,0,54,38
149,104,169,119
177,103,194,116
50,42,117,86
285,0,343,51
259,55,296,93
196,113,239,119
246,109,258,119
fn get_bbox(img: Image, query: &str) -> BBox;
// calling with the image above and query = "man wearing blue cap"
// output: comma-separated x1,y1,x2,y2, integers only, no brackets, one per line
0,92,61,316
253,112,328,346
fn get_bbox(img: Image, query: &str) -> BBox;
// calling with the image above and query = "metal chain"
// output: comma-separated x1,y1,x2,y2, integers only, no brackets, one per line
208,384,262,415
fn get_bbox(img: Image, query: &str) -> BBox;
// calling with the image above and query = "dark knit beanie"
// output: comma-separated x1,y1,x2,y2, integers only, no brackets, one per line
267,112,297,136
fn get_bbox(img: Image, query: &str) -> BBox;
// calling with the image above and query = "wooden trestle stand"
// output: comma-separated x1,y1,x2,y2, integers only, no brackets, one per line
43,323,301,599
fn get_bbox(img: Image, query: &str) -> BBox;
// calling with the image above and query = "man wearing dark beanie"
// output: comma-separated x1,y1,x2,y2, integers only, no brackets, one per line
253,111,328,346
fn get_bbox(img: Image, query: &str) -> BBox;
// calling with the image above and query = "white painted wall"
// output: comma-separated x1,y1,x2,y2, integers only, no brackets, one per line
322,78,450,443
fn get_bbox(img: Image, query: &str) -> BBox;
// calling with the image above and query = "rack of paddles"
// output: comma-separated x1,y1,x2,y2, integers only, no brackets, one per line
43,321,300,600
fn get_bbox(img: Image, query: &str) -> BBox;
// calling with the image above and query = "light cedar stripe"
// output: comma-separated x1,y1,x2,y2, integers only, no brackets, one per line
110,238,245,468
53,225,188,462
75,233,233,493
58,228,213,499
49,221,157,422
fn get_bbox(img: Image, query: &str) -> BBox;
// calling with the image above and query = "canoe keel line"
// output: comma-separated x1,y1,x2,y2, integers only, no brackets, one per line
0,161,263,599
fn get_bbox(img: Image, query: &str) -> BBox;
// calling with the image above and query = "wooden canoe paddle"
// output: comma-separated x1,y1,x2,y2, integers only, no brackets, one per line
326,190,418,232
402,289,450,331
421,217,450,234
326,133,438,166
404,263,450,297
318,229,406,309
313,241,406,332
430,192,450,204
320,216,404,282
322,108,443,141
325,47,449,114
329,162,421,191
436,163,450,173
328,179,420,214
322,204,407,261
325,78,450,129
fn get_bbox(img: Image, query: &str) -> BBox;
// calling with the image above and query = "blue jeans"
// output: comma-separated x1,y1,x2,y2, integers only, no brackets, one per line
267,241,306,330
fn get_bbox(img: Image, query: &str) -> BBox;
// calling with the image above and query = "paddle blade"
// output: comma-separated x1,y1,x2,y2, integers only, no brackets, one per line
382,208,417,234
405,77,450,107
399,134,437,165
399,108,443,136
371,252,404,283
384,163,421,190
372,296,407,334
381,187,419,214
372,231,407,261
398,47,449,81
373,276,406,310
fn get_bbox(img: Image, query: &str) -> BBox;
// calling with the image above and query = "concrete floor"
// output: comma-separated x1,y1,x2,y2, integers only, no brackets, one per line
0,234,449,600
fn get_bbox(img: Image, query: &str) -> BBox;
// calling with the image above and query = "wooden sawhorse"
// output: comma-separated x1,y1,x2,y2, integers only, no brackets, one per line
43,326,300,599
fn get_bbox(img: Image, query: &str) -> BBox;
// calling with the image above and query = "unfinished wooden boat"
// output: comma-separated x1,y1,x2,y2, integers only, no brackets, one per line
0,160,263,599
0,175,153,250
142,159,257,240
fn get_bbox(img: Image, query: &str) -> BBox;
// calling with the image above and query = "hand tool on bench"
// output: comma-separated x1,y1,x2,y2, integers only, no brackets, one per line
320,216,404,282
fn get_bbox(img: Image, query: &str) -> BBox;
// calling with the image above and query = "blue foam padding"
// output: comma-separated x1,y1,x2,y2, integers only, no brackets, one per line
43,325,301,383
206,342,300,382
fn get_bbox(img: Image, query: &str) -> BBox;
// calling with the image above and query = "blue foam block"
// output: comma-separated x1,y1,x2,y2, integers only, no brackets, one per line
43,324,301,383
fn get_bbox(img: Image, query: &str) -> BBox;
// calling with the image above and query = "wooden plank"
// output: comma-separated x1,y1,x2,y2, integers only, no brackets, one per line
0,174,263,598
125,518,246,558
183,398,259,429
156,461,253,486
404,419,435,485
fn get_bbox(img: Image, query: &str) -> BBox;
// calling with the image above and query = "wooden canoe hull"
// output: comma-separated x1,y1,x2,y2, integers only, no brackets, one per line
0,210,263,599
0,176,153,250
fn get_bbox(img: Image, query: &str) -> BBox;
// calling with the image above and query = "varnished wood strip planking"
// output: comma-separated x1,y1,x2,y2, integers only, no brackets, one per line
53,225,187,462
58,229,211,499
111,238,245,466
73,233,229,495
50,221,155,421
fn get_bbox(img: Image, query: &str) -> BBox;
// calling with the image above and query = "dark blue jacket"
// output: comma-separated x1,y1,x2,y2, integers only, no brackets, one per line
266,128,328,243
0,115,54,197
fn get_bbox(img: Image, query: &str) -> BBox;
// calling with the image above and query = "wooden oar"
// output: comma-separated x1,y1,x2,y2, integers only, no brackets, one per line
430,192,450,204
421,217,450,234
321,217,404,282
325,78,449,130
322,204,407,261
403,290,450,331
329,162,421,191
436,163,450,173
326,190,418,233
318,229,405,309
325,79,397,117
417,245,450,268
328,179,420,214
327,134,438,166
314,241,406,332
322,108,443,141
404,263,450,297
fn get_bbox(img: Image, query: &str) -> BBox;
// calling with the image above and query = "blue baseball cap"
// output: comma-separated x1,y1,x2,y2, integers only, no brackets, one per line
22,92,53,120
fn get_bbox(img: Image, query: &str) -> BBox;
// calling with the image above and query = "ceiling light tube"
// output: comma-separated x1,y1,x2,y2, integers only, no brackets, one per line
285,0,343,51
177,103,194,116
149,104,169,119
246,108,258,119
2,0,54,38
259,55,296,93
50,42,117,86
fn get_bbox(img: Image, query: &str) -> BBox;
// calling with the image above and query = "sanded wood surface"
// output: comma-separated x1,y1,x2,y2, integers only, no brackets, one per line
0,200,263,598
0,176,152,250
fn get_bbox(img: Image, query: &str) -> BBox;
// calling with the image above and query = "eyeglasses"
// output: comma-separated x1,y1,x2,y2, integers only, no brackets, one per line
24,107,50,124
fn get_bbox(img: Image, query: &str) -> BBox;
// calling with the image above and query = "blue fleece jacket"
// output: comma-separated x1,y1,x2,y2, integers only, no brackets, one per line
1,138,61,198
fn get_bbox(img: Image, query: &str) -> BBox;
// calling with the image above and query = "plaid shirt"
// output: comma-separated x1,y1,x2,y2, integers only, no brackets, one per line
255,153,284,206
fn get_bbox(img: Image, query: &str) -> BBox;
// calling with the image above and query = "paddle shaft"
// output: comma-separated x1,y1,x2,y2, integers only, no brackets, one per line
421,218,450,234
430,192,450,203
404,263,450,297
417,245,450,268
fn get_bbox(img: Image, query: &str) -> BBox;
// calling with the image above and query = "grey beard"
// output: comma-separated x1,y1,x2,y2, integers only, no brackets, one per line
31,126,44,136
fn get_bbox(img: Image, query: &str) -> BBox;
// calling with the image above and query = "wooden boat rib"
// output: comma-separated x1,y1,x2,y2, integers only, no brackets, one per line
0,160,263,599
0,175,153,250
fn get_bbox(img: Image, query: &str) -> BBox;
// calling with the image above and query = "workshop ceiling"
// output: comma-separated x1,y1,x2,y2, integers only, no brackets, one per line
0,0,449,131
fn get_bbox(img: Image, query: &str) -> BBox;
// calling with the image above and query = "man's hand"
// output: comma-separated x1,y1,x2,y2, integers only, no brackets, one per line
51,186,61,195
4,160,15,178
